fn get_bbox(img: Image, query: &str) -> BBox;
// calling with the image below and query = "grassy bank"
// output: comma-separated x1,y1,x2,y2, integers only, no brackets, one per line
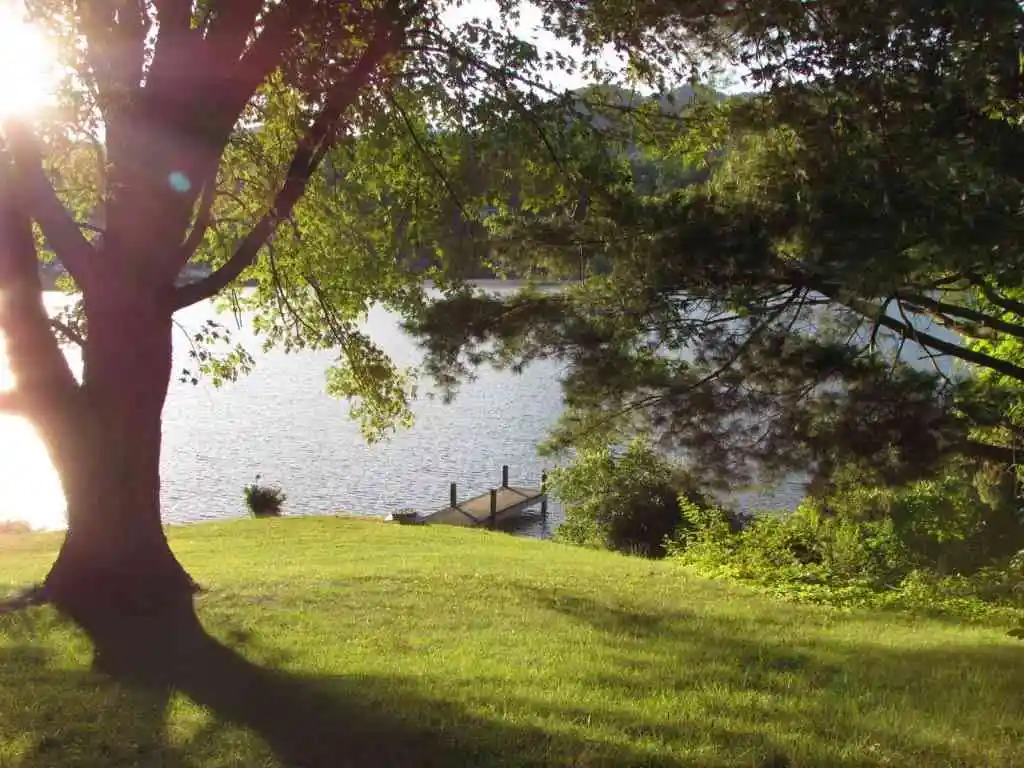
1,517,1023,767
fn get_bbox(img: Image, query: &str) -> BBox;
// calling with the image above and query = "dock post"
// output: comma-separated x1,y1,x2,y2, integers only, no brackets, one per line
540,471,549,534
502,465,509,488
490,488,498,529
450,482,457,508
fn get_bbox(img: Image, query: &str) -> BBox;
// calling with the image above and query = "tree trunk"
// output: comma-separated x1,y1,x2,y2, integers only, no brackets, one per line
41,288,197,637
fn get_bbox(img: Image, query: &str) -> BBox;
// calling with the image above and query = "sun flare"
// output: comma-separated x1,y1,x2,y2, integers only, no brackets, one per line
0,6,57,119
0,337,67,531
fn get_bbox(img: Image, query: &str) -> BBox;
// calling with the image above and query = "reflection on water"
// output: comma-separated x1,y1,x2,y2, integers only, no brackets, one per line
0,287,812,534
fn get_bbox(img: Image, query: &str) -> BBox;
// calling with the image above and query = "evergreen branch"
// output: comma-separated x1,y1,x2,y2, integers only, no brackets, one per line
809,280,1024,382
900,291,1024,341
975,279,1024,318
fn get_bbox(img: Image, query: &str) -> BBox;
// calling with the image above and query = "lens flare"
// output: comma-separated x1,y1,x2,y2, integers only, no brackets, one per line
0,5,57,119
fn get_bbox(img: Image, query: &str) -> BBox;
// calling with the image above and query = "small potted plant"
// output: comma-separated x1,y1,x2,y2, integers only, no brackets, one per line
244,474,287,518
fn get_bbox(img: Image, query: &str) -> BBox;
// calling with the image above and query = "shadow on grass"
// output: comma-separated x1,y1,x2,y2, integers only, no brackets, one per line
522,587,1024,767
0,605,669,768
4,585,1023,768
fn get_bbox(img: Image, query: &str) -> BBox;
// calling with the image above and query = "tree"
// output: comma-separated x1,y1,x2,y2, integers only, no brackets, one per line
0,0,612,637
409,0,1024,498
550,436,722,558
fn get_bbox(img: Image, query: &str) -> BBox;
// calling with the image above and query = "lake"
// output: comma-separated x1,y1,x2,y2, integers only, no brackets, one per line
0,284,811,533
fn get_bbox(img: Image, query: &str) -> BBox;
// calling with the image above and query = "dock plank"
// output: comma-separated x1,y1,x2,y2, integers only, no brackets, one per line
423,486,545,527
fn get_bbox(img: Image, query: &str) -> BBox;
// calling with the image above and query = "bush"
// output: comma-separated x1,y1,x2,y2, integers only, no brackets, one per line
550,437,724,558
816,461,1024,574
671,463,1024,624
0,520,31,535
244,475,287,518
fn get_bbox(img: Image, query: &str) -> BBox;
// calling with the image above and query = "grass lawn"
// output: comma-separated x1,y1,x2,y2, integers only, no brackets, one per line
1,517,1023,767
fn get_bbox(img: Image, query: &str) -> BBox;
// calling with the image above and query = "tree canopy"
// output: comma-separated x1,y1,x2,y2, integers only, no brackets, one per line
410,0,1024,498
0,0,638,626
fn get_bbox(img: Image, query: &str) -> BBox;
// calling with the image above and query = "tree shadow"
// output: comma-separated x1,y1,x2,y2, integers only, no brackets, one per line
0,603,669,768
517,586,1024,767
4,584,1022,767
529,590,694,639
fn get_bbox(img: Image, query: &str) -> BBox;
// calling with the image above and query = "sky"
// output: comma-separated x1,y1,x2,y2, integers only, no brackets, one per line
441,0,629,92
441,0,751,96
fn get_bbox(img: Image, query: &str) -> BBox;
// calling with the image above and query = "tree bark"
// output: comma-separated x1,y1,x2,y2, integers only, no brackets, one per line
42,286,198,635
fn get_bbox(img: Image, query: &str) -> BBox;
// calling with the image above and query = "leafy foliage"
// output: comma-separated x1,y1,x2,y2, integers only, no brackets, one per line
243,476,287,518
409,0,1024,503
671,464,1024,623
0,521,32,535
550,436,724,557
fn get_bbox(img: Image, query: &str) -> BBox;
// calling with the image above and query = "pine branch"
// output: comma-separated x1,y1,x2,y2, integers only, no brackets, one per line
813,282,1024,382
900,291,1024,341
975,280,1024,318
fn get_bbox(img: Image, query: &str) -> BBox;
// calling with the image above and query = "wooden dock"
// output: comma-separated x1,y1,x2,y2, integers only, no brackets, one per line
387,466,548,528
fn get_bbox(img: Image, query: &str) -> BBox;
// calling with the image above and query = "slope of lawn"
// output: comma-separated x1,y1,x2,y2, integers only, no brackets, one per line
1,516,1023,767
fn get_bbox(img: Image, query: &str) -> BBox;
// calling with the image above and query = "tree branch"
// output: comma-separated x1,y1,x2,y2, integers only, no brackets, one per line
0,157,78,396
975,280,1024,318
80,0,149,103
50,318,85,348
197,1,316,154
3,121,96,291
0,390,25,414
179,181,217,262
900,291,1024,341
900,300,996,342
819,285,1024,382
962,439,1018,465
172,15,401,310
202,0,264,62
153,0,193,33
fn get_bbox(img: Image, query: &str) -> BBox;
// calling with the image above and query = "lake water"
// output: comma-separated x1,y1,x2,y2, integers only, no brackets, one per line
0,285,812,532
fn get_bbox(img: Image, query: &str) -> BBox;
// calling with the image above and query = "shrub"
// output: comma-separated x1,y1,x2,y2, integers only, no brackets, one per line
672,463,1024,624
0,520,31,535
550,437,722,558
815,459,1024,573
244,475,287,518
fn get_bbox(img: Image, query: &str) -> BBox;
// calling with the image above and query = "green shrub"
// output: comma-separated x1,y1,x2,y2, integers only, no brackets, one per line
0,521,31,535
816,460,1024,573
672,464,1024,624
244,475,287,518
550,437,721,558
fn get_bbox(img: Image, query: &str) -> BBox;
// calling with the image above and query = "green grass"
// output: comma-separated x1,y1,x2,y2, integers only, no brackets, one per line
2,517,1024,767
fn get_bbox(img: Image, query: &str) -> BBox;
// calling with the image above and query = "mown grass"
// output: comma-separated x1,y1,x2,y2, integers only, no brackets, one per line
1,516,1023,767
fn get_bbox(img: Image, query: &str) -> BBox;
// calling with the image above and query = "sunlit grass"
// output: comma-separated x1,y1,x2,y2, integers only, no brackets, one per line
2,517,1023,766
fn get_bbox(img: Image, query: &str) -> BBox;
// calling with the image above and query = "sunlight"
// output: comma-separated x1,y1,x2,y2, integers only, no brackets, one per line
0,337,66,531
0,4,57,120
